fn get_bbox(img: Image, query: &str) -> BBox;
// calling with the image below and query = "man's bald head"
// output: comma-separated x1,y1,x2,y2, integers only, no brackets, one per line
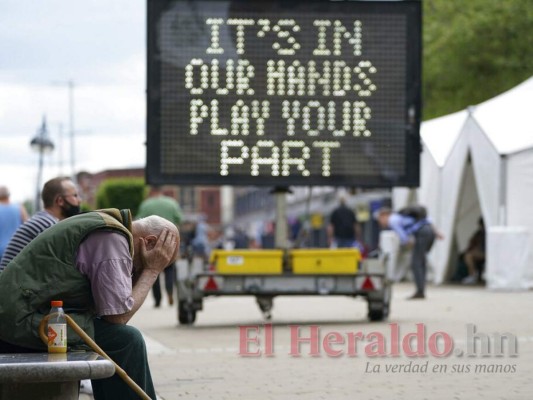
133,215,181,264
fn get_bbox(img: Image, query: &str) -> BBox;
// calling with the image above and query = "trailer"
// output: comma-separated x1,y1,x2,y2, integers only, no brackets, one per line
176,248,391,324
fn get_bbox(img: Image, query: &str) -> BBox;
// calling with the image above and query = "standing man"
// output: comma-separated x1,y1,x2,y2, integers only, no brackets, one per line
461,217,486,285
136,185,182,307
1,176,81,271
191,215,211,261
0,209,180,400
375,206,439,299
0,185,29,260
328,194,362,249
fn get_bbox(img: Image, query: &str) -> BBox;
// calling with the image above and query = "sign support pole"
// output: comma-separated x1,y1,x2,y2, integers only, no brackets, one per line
272,186,290,249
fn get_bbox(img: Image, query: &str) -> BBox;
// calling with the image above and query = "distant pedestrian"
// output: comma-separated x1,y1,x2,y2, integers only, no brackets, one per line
136,185,182,307
375,206,442,299
191,215,211,261
460,217,486,285
1,177,81,271
0,186,29,260
222,225,249,250
327,194,362,249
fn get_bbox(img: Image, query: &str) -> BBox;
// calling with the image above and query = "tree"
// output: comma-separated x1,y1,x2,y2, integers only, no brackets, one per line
423,0,533,119
96,178,147,217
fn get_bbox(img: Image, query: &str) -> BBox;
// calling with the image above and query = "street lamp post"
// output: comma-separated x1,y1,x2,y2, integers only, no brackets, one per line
52,80,75,181
30,116,55,212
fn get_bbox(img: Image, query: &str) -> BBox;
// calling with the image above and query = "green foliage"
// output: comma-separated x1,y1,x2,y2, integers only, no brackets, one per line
23,200,34,216
423,0,533,119
80,202,92,212
95,178,147,216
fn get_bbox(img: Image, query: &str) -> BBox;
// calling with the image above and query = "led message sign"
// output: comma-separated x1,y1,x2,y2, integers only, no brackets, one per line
147,0,421,187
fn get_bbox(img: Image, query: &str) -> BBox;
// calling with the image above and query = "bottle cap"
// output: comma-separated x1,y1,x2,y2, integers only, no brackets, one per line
51,300,63,307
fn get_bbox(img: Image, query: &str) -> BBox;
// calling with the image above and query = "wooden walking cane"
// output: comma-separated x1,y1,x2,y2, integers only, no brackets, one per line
39,314,152,400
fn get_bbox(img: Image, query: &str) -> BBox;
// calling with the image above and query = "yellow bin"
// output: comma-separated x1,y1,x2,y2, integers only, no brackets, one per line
290,248,360,274
210,249,284,274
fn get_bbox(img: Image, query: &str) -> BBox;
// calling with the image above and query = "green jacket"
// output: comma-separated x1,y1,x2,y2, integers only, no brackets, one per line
0,209,133,350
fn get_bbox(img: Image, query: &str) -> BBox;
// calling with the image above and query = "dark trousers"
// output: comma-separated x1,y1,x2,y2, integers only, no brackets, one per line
411,224,436,295
335,238,355,248
0,319,156,400
91,318,156,400
152,263,176,306
0,339,35,353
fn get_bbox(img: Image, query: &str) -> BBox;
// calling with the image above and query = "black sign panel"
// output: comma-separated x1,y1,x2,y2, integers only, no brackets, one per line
147,0,421,187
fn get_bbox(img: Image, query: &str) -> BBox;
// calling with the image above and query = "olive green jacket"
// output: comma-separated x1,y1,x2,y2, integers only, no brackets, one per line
0,209,133,350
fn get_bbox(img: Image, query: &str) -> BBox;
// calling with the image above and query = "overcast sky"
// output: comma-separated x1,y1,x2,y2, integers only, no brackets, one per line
0,0,146,203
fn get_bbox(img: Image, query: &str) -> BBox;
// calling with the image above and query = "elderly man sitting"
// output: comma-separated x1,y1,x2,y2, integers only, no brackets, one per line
0,208,180,400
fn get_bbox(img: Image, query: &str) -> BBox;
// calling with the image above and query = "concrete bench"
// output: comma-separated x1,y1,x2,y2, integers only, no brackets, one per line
0,352,115,400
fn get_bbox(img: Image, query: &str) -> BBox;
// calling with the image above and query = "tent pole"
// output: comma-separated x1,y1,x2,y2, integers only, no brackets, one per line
499,155,507,226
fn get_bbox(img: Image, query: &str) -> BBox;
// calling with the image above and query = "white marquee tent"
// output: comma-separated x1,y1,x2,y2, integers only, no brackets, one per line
394,76,533,289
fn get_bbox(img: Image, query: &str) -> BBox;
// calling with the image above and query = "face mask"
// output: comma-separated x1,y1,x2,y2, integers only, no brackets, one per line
61,198,81,218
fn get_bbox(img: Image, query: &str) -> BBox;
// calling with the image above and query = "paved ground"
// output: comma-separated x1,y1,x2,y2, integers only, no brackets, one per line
111,282,533,399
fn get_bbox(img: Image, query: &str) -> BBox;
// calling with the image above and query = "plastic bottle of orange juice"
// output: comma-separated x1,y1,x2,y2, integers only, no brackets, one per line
47,300,67,353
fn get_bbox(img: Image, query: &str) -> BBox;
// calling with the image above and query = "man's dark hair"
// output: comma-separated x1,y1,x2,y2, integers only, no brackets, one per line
42,177,72,208
0,186,10,200
398,205,427,220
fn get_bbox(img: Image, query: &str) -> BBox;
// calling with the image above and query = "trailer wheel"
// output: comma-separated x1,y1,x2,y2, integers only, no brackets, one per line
367,284,391,322
178,300,197,325
368,305,388,322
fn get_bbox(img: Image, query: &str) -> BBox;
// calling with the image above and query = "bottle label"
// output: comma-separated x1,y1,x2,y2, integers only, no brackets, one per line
48,323,67,349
